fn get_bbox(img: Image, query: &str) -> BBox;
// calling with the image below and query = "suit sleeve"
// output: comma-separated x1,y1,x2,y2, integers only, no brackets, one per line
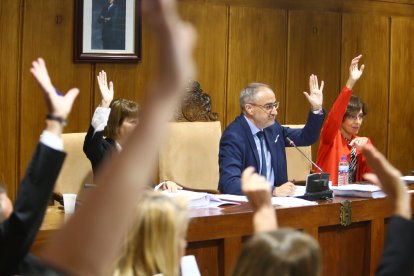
0,143,66,275
376,216,414,276
218,131,245,195
285,110,325,146
83,125,109,173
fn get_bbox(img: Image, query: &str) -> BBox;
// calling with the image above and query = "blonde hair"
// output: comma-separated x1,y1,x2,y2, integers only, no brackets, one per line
233,228,321,276
114,192,189,276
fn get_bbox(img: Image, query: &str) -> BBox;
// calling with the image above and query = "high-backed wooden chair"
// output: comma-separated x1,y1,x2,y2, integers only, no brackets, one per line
54,132,93,195
158,80,220,193
283,124,312,182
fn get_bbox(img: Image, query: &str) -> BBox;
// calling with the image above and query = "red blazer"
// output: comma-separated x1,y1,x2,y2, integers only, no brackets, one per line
316,86,371,185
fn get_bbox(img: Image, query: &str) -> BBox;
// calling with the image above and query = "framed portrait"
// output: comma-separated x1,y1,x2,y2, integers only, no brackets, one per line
74,0,141,62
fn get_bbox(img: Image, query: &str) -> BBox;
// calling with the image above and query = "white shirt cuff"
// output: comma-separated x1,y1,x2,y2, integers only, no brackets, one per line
312,108,323,115
40,130,64,151
91,107,111,133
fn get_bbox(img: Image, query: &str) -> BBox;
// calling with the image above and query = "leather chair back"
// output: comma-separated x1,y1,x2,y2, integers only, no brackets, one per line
158,121,221,192
283,124,312,182
54,133,93,194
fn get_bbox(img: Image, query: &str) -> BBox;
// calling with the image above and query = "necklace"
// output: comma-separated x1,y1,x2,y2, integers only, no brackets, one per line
343,136,352,144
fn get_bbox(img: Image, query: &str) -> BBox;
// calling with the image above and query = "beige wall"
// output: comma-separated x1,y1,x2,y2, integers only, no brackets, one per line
1,0,414,200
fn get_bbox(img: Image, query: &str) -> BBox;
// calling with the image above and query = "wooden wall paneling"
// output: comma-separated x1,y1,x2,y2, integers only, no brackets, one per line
226,7,287,126
179,2,228,126
389,17,414,174
286,10,341,159
0,0,22,200
20,0,93,180
341,14,390,156
195,0,414,18
287,10,341,123
371,0,414,5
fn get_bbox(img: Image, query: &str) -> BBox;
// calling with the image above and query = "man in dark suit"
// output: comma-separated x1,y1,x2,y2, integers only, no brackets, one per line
362,144,414,276
219,75,325,196
0,58,79,275
99,0,120,49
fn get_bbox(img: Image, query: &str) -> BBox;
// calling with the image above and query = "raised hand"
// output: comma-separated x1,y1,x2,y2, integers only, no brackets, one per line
241,167,272,210
242,167,277,232
96,70,114,108
346,54,365,89
30,58,79,120
362,144,410,219
303,74,324,111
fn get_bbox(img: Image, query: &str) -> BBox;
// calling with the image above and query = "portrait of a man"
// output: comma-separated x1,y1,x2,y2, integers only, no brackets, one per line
92,0,126,50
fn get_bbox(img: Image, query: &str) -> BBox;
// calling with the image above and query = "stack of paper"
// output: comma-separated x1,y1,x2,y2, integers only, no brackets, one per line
331,184,386,198
162,190,239,208
271,196,318,207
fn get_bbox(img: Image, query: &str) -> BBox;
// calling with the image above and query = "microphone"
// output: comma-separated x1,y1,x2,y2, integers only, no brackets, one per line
286,137,332,200
285,137,325,173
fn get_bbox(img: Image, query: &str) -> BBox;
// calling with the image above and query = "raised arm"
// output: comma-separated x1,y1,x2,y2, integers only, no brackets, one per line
83,70,114,171
242,167,277,233
319,55,365,145
0,58,78,275
362,144,410,220
39,0,196,274
30,58,79,135
362,144,414,276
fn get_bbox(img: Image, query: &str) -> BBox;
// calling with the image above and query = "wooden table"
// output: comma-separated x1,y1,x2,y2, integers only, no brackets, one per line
32,193,414,276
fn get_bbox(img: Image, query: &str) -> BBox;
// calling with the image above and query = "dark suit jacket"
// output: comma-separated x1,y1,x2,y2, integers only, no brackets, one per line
99,3,119,49
219,111,325,195
83,125,116,175
376,216,414,276
0,143,66,275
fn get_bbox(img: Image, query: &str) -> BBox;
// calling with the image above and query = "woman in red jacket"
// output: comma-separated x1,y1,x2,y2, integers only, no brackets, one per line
316,55,371,185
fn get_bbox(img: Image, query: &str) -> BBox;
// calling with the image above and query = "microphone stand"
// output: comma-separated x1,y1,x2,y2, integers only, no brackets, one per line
286,137,332,200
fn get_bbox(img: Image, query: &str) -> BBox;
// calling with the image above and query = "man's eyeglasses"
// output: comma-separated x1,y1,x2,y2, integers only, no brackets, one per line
347,114,364,121
248,102,279,112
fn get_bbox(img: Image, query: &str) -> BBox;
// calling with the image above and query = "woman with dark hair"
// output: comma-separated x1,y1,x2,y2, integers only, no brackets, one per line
83,71,180,191
83,70,140,174
316,55,372,185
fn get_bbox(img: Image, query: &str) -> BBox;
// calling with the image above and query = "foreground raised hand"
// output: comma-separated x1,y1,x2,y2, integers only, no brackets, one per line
30,58,79,121
242,167,277,233
39,0,197,274
362,144,410,219
304,74,324,111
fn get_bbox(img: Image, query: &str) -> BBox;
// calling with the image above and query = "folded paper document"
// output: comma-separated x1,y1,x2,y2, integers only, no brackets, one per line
215,194,317,207
331,184,386,198
401,176,414,184
162,190,239,208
